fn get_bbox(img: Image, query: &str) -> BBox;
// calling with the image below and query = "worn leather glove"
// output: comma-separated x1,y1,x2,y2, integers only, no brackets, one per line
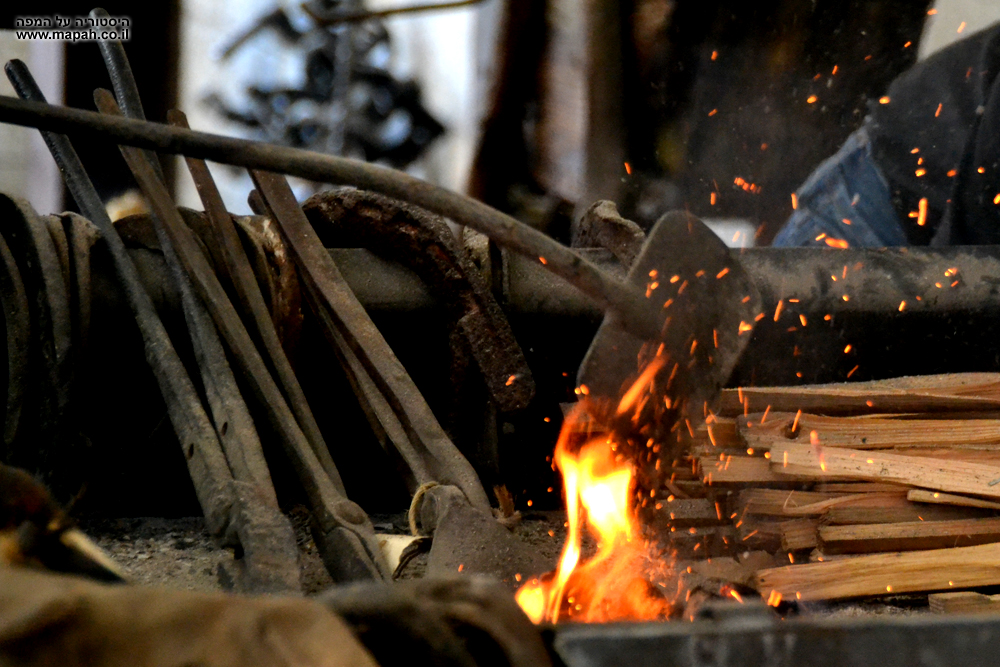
319,575,552,667
0,566,377,667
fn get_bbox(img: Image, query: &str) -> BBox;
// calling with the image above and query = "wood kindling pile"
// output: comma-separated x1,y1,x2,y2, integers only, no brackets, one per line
671,373,1000,604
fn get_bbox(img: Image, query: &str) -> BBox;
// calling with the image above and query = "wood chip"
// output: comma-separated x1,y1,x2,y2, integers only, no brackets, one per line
908,489,1000,512
770,442,1000,500
824,503,994,525
780,518,819,551
699,455,820,483
818,518,1000,554
737,489,908,517
739,412,1000,451
720,373,1000,417
929,591,1000,614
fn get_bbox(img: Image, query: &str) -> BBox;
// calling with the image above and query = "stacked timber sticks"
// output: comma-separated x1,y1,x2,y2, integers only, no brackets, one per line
662,372,1000,615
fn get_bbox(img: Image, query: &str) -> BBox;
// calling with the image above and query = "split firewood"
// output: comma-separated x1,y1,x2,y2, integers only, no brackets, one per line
817,518,1000,554
731,488,983,524
736,489,909,517
807,549,861,563
735,521,783,553
699,455,819,483
929,591,1000,614
676,552,779,598
756,542,1000,601
907,489,1000,511
779,518,819,551
891,449,1000,465
675,375,1000,604
736,489,841,516
653,498,726,527
694,418,739,449
739,412,1000,451
685,556,758,587
769,442,1000,500
719,373,1000,417
824,503,995,525
817,482,912,493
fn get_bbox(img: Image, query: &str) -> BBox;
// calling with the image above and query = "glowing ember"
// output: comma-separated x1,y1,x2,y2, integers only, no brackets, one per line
515,403,673,623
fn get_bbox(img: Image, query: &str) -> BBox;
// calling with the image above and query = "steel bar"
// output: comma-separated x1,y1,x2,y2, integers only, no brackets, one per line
96,71,271,501
90,7,166,183
92,36,300,591
247,191,431,492
170,109,343,499
0,94,662,340
303,0,487,25
2,61,236,536
95,90,389,581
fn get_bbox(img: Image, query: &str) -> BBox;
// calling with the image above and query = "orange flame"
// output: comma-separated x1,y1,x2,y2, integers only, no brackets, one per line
515,403,672,624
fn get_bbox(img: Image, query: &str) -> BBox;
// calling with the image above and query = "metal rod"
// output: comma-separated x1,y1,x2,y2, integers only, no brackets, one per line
302,0,487,25
91,37,300,590
2,60,237,536
96,89,389,581
90,7,165,182
171,109,344,499
0,93,661,341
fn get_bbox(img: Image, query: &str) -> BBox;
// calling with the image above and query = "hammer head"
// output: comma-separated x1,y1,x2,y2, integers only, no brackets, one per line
577,211,761,432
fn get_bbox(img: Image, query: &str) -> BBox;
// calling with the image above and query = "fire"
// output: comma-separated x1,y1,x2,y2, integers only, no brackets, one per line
515,403,672,624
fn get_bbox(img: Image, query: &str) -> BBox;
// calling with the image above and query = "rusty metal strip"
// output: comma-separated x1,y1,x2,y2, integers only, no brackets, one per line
249,170,491,512
303,190,534,412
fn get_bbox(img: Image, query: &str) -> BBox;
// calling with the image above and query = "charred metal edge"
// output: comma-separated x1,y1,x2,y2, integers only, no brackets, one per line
552,609,1000,667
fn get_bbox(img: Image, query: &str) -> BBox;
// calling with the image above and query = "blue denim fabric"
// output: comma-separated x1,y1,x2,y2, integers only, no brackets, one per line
771,127,908,247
